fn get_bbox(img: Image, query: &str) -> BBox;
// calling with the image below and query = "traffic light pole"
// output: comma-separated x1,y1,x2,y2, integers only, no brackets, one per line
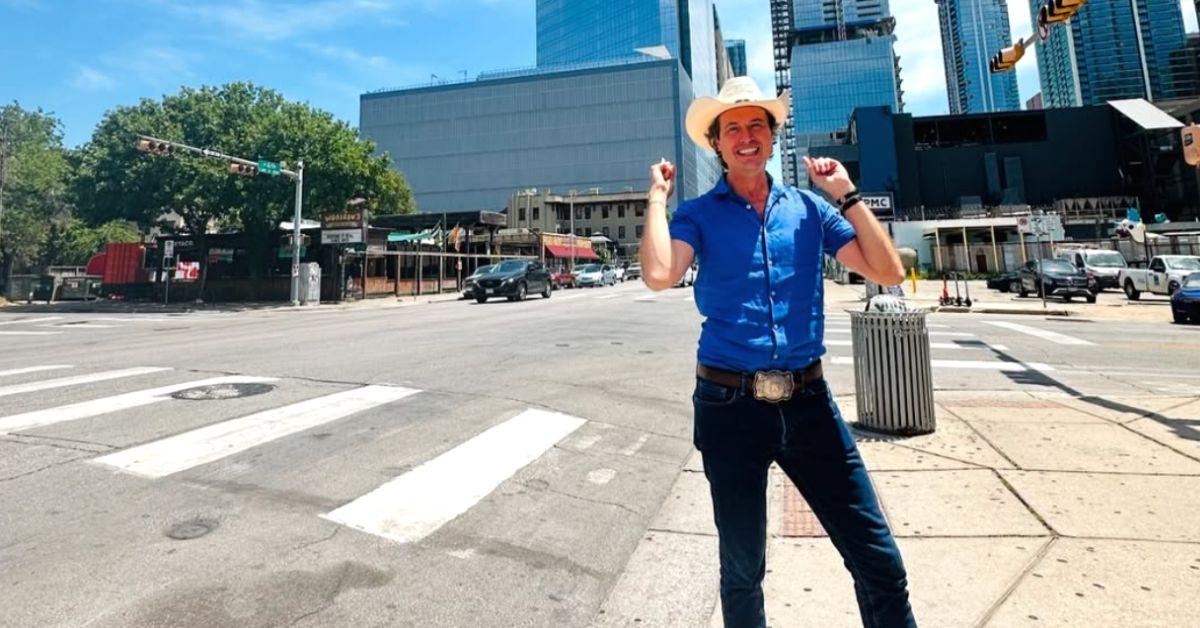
134,135,305,305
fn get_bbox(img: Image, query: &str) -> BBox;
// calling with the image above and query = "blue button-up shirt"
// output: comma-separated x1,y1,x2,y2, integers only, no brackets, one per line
669,175,857,373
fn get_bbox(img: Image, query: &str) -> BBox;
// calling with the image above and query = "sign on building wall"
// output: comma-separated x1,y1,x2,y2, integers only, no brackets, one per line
860,193,895,221
322,212,364,230
322,229,364,245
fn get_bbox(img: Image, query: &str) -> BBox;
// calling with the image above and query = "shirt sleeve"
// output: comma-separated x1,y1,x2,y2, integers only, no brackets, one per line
812,191,857,257
668,200,702,257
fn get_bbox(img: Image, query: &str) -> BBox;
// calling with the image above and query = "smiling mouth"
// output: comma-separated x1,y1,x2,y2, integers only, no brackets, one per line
735,147,760,156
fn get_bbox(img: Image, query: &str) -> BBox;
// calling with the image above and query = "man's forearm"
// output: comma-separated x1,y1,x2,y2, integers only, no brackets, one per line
639,189,673,288
844,201,904,284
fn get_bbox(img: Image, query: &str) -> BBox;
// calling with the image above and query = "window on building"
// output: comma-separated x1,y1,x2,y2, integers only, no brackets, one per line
575,207,583,220
533,207,540,221
518,207,526,221
618,205,626,218
635,225,644,238
585,227,592,236
602,205,610,219
585,207,592,220
618,225,626,239
557,206,569,221
575,228,583,236
602,226,610,237
635,204,645,217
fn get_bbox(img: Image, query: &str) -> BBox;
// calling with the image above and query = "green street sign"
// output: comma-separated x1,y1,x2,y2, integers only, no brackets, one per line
257,160,283,176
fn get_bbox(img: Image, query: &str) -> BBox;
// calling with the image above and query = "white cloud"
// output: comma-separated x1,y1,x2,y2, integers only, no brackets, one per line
892,1,948,115
70,65,116,91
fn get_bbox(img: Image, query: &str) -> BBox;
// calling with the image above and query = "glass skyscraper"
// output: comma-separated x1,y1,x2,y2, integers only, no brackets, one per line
535,0,718,97
788,1,904,186
725,39,747,76
1032,0,1190,107
936,0,1021,114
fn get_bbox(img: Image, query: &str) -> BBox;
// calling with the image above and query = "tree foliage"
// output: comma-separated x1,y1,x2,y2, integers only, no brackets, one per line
0,102,71,281
73,83,415,275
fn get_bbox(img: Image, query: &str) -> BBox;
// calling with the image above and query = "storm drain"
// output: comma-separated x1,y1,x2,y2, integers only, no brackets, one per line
166,518,219,541
171,382,276,401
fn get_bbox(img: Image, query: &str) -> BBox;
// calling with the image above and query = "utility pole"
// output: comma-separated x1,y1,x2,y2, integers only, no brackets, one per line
0,118,9,259
133,135,305,305
568,189,577,272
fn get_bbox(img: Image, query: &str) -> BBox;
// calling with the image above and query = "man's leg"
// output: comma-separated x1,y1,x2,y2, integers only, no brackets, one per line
774,383,916,628
693,387,776,628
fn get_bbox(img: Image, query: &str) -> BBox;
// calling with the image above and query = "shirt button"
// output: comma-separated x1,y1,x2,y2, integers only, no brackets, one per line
746,204,752,210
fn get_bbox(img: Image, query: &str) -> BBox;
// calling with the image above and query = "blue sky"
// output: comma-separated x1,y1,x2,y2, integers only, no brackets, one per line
2,0,1197,149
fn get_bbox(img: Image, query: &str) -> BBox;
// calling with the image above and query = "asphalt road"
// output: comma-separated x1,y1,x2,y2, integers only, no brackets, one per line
1,281,1197,627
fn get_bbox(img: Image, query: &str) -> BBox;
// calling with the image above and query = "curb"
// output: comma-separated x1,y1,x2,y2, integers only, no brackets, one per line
933,305,1073,316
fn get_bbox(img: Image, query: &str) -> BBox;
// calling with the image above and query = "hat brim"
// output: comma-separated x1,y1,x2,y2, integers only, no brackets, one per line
685,91,790,153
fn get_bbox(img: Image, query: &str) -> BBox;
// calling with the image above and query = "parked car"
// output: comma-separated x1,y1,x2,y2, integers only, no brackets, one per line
1119,255,1200,300
674,264,696,288
550,269,576,290
575,263,616,287
625,264,642,281
472,259,552,303
1016,259,1095,302
1056,248,1127,292
986,271,1020,293
1170,272,1200,324
461,264,496,298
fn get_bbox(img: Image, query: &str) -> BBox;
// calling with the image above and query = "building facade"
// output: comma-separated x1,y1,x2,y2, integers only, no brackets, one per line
360,59,719,213
725,39,747,76
935,0,1021,114
787,1,904,186
1032,0,1191,108
535,0,719,97
505,189,652,259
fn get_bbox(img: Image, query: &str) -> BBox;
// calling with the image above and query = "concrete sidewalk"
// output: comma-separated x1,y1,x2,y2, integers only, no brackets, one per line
596,388,1200,627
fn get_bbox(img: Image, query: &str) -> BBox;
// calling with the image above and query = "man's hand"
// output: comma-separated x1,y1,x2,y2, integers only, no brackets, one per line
803,156,854,201
650,159,676,199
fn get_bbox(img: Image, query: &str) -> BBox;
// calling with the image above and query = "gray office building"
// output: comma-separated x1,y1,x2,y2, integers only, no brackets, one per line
360,58,719,213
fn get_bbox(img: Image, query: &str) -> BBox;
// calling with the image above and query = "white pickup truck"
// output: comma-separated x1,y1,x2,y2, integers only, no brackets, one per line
1120,255,1200,299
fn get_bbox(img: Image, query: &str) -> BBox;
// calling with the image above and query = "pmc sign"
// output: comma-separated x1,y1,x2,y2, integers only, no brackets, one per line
859,193,895,221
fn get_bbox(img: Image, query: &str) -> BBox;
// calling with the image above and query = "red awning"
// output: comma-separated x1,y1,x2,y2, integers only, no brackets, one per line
544,244,599,260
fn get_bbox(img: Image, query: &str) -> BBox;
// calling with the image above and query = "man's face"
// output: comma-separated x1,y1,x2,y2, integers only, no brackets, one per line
712,106,773,175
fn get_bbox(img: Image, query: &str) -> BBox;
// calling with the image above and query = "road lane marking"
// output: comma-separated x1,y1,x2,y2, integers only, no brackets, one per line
829,356,1054,372
824,340,1009,351
0,331,62,336
595,293,624,300
0,375,278,434
323,408,585,544
621,434,650,456
0,365,73,378
0,367,170,400
587,468,617,485
634,295,658,301
983,321,1095,346
38,323,117,329
0,317,62,326
93,385,420,478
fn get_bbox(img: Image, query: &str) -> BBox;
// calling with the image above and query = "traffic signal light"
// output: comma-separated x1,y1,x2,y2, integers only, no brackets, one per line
1042,0,1087,24
135,139,172,156
229,162,259,176
989,41,1026,73
281,234,312,248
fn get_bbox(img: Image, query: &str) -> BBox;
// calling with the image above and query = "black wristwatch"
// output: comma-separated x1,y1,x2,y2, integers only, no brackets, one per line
837,189,861,213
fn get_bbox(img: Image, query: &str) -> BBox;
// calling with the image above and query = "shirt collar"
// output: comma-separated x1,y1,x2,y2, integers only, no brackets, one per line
712,173,787,207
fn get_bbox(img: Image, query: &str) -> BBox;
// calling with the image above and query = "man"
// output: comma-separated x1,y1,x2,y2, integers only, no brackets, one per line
639,77,915,628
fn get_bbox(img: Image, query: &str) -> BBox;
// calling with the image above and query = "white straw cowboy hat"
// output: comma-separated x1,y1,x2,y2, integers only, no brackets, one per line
685,77,790,153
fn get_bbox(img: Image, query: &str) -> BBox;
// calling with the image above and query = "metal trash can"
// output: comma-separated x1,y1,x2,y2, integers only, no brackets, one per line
299,262,321,305
848,309,936,435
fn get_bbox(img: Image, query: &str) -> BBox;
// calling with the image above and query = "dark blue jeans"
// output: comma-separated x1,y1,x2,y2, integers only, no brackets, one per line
693,375,916,628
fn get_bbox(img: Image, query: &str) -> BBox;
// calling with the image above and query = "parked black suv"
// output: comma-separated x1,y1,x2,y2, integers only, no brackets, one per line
472,259,552,303
1016,259,1096,302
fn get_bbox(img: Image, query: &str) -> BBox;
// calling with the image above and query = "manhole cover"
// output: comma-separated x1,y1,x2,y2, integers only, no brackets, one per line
166,518,218,540
172,383,275,401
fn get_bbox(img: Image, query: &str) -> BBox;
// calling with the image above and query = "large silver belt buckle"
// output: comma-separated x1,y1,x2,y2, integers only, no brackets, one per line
753,370,794,403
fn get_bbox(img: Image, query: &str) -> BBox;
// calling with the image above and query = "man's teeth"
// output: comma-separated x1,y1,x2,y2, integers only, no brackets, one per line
736,148,758,155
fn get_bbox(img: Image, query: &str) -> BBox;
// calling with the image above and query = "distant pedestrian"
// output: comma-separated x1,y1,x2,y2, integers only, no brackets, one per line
638,77,915,627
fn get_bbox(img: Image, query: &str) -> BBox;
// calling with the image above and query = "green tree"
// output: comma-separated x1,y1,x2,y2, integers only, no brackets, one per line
40,219,139,267
0,103,71,290
73,83,414,295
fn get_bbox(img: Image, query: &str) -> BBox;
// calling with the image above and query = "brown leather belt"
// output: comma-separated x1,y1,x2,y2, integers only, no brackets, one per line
696,360,823,403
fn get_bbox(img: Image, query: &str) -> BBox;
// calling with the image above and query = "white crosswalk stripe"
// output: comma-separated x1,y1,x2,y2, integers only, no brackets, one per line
0,365,73,378
0,367,169,400
323,408,585,544
0,374,278,435
983,321,1095,346
825,328,975,338
93,385,420,478
0,331,62,336
0,317,62,326
829,356,1055,372
824,339,1009,351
